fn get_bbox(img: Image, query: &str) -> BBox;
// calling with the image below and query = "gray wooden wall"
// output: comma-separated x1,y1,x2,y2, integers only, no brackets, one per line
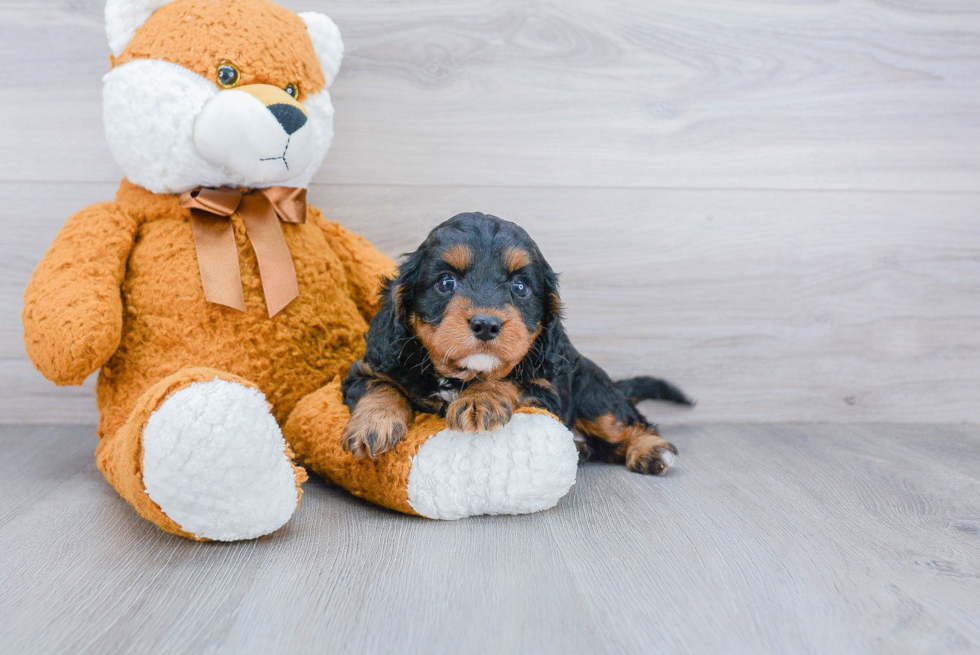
1,0,978,424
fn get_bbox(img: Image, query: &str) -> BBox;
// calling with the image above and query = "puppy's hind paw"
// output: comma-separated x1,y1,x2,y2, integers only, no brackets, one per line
626,438,678,476
573,434,593,463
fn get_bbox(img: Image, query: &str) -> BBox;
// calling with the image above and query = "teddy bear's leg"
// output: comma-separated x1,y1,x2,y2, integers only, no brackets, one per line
283,379,578,519
96,367,306,541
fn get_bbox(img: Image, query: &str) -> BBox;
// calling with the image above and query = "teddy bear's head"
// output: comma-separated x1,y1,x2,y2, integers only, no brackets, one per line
103,0,343,194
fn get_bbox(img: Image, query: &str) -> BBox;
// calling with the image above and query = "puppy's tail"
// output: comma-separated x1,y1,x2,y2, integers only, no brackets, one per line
616,376,694,406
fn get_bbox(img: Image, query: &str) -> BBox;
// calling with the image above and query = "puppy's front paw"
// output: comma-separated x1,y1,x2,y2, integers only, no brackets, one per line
446,392,515,433
626,436,678,476
342,412,407,459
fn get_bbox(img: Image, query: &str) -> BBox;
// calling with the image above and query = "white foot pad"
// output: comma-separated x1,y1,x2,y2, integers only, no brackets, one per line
141,378,299,541
406,413,578,520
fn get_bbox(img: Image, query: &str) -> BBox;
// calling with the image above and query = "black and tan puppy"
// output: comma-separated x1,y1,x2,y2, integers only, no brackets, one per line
341,212,692,474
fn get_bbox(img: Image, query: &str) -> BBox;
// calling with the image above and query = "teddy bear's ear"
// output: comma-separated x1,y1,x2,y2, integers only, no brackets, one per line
105,0,172,57
299,12,344,89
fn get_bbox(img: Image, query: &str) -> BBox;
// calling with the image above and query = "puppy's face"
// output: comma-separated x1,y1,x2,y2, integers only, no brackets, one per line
405,214,558,381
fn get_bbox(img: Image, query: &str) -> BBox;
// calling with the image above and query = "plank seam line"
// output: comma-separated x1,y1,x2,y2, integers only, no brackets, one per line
4,181,980,195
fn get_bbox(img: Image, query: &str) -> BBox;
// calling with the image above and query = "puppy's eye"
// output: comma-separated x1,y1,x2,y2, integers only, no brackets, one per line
511,279,530,298
285,83,299,98
435,274,457,294
217,63,240,88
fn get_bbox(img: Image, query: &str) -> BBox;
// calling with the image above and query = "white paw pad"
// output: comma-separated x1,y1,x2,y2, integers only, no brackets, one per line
141,378,299,540
406,413,578,520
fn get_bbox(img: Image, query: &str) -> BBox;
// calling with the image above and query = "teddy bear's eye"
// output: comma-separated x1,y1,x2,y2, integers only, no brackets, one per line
217,63,240,88
285,83,299,99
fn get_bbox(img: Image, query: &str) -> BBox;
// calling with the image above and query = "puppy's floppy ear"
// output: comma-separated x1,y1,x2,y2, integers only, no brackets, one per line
531,258,574,378
363,248,425,371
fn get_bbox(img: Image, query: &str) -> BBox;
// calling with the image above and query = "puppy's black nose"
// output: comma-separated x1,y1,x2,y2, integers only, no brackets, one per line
267,103,308,135
469,315,502,341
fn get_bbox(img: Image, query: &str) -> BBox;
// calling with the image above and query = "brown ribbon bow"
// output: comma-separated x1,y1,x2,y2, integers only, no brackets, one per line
180,186,307,317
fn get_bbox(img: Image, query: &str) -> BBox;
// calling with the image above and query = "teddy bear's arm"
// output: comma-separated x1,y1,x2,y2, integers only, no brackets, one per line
22,202,140,386
310,209,397,322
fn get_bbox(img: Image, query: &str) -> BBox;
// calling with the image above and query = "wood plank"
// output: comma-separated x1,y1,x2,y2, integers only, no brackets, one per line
1,0,978,190
0,423,604,655
542,423,980,653
1,422,978,653
0,424,95,526
214,496,607,655
4,181,978,423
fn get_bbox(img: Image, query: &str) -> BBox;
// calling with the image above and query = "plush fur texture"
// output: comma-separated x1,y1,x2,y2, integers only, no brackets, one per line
282,380,576,519
106,0,170,56
105,0,338,193
23,202,137,386
94,366,308,540
298,12,344,87
25,0,394,538
69,181,391,442
142,377,300,540
406,412,577,520
110,0,327,92
44,179,393,538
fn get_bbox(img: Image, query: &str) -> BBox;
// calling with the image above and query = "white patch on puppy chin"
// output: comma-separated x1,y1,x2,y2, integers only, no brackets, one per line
459,353,501,373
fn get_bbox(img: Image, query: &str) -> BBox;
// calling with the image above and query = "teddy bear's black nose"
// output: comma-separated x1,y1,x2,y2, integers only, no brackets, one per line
267,103,308,135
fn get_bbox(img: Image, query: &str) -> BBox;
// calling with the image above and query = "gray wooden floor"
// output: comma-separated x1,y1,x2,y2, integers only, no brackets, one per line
2,422,979,654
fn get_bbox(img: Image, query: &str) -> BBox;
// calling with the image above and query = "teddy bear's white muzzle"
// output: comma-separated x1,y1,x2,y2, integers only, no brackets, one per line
194,89,316,186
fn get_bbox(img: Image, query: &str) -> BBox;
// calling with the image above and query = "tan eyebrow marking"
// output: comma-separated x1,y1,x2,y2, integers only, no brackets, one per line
441,244,473,271
504,247,532,273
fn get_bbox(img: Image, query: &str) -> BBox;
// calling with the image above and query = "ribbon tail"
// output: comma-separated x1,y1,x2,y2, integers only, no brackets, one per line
263,186,307,224
191,211,247,312
241,195,300,317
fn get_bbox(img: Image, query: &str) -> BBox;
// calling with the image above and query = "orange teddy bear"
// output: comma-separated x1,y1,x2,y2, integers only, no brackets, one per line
23,0,577,541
